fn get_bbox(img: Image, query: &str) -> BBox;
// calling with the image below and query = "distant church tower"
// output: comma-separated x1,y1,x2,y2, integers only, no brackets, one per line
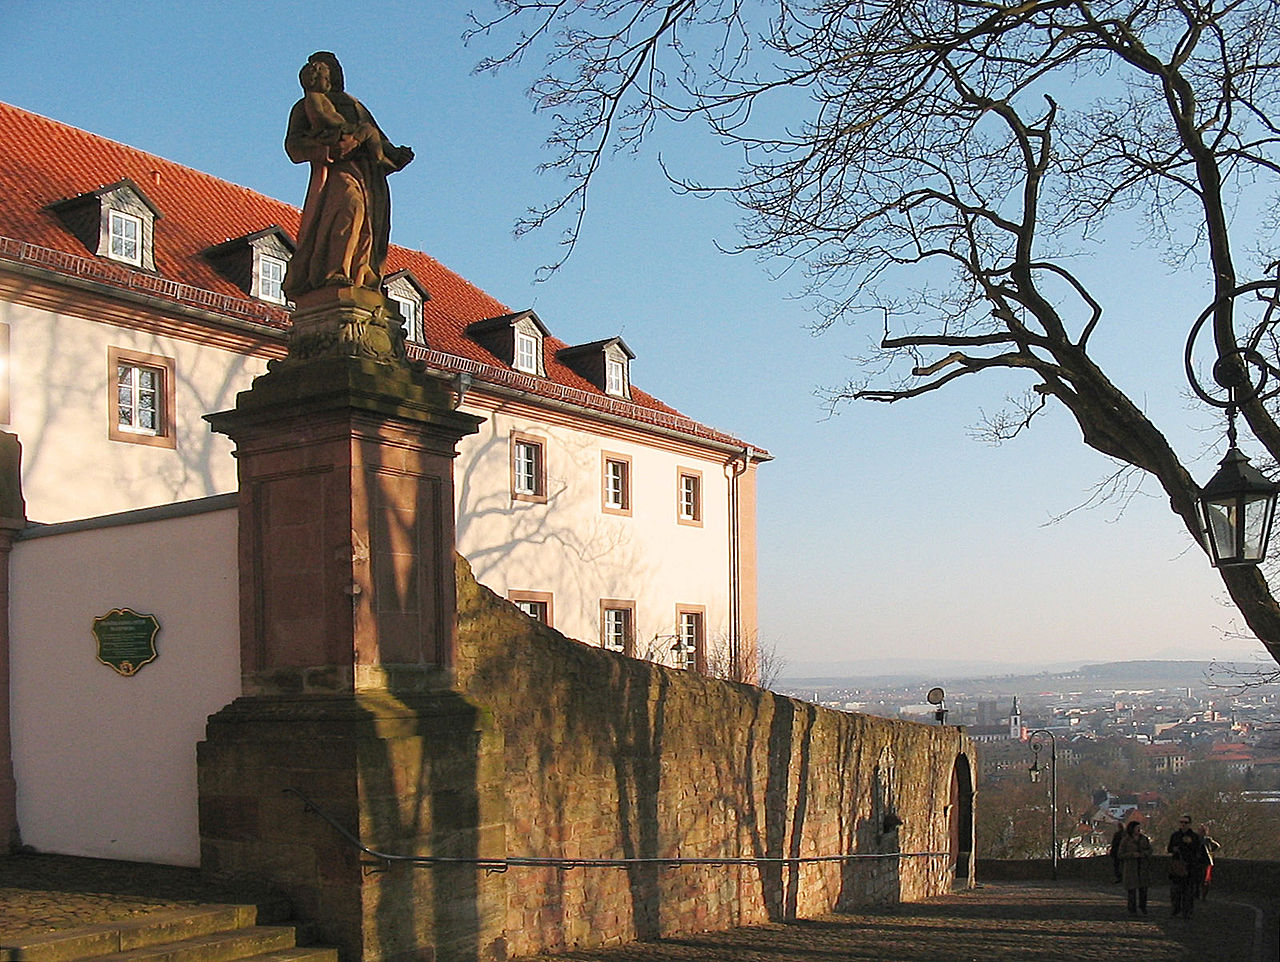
1009,697,1021,739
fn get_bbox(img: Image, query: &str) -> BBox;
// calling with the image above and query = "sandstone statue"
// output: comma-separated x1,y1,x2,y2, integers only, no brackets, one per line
283,52,413,300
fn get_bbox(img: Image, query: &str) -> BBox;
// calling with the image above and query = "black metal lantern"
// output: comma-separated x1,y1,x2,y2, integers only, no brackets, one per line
1199,445,1280,566
1184,309,1280,567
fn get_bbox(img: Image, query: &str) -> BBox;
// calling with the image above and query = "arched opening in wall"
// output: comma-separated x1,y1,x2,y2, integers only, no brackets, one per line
949,753,974,885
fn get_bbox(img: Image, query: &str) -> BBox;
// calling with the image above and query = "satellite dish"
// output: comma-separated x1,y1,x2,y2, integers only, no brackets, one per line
926,687,946,705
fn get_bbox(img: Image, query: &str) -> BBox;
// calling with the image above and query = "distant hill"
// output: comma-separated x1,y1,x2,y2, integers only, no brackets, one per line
944,660,1270,695
780,659,1275,694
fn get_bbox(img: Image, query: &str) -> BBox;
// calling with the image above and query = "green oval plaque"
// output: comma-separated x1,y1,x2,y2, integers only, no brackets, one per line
93,608,160,676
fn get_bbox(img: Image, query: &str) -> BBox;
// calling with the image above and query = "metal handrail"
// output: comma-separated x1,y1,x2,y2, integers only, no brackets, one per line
284,788,952,874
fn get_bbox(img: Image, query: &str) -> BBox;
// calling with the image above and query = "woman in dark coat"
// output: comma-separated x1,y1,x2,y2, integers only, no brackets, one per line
1118,819,1153,915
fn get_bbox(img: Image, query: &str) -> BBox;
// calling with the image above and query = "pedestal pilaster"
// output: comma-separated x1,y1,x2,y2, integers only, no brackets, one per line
206,308,481,693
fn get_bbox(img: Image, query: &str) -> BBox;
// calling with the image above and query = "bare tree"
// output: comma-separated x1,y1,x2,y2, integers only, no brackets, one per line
705,628,788,688
753,635,788,690
471,0,1280,665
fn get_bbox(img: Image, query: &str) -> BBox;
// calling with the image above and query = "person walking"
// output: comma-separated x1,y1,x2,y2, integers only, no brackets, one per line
1109,822,1126,883
1167,814,1208,918
1118,820,1153,915
1199,824,1221,900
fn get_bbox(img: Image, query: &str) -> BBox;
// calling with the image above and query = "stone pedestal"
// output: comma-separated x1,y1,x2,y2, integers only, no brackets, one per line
199,692,508,962
206,319,482,693
281,286,417,370
201,292,498,961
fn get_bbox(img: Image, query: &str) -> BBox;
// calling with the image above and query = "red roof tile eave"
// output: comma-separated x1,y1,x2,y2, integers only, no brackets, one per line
0,237,769,458
413,346,768,456
0,236,292,330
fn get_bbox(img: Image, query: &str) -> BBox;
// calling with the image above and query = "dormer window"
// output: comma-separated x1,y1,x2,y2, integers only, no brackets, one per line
606,356,627,397
203,226,294,305
466,310,550,377
391,295,421,342
259,254,287,304
557,336,635,399
515,330,539,374
109,211,142,265
383,270,430,344
48,179,162,273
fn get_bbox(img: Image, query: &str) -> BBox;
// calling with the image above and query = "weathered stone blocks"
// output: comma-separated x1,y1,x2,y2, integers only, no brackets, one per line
198,692,507,962
453,555,975,956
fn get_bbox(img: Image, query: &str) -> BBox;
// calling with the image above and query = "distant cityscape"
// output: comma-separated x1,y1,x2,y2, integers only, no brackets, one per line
777,660,1280,859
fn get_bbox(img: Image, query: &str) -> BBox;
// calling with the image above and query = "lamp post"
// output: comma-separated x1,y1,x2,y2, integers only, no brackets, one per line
927,686,947,724
1027,729,1057,881
1185,298,1280,566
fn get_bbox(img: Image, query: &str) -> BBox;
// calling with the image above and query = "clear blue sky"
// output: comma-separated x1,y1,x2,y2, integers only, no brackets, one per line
1,0,1267,674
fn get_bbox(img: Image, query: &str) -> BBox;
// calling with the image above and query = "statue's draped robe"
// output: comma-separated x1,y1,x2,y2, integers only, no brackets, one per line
283,91,395,299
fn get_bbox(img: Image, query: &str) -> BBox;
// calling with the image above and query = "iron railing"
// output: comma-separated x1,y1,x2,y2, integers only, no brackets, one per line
284,787,952,875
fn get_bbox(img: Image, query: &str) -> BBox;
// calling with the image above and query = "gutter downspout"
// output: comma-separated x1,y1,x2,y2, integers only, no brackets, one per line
727,448,752,683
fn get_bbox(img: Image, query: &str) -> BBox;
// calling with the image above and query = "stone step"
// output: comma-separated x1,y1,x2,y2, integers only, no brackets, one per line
89,927,300,962
1,905,259,962
0,912,306,962
234,949,338,962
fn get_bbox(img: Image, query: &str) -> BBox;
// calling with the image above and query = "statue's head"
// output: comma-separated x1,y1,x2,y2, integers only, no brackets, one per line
307,52,343,92
299,61,330,93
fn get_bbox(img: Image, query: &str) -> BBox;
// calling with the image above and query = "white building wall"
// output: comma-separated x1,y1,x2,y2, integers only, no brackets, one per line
455,397,735,664
0,299,267,523
0,304,741,660
0,307,747,864
9,501,240,865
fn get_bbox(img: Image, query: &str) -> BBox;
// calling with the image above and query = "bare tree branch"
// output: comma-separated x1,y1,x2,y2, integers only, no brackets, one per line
475,0,1280,665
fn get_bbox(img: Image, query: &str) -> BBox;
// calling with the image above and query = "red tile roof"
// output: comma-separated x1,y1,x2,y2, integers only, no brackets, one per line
1206,743,1256,762
0,101,765,455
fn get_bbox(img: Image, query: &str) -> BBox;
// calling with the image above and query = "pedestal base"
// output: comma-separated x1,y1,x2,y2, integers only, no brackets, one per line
199,691,507,962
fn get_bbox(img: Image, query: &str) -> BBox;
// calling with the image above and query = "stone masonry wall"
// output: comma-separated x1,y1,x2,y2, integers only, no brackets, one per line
454,557,974,957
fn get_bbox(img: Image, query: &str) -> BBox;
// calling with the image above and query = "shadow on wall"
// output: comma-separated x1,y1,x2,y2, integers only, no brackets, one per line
200,542,969,962
454,417,653,599
2,295,266,521
453,554,973,955
355,689,494,962
355,424,496,962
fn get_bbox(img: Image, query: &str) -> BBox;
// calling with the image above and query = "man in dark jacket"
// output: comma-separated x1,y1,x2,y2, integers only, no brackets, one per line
1167,814,1208,918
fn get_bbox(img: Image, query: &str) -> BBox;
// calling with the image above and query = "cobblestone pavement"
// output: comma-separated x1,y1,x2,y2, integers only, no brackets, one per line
2,854,1272,961
527,882,1267,962
0,853,280,939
